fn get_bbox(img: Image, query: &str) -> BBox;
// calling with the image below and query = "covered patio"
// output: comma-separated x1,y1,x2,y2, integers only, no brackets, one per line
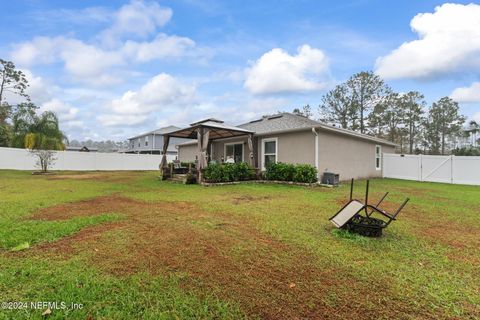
159,119,254,182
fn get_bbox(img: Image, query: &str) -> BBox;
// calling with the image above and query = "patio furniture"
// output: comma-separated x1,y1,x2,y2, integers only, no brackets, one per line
329,179,409,237
172,160,188,174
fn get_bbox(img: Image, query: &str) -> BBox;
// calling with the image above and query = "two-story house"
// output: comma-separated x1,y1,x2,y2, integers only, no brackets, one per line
125,126,190,156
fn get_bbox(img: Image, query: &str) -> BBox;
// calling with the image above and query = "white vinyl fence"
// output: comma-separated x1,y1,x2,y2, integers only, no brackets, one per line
383,153,480,185
0,147,176,171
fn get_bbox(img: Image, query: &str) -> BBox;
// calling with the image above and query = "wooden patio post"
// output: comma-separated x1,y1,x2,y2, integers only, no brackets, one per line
197,127,203,183
159,134,170,178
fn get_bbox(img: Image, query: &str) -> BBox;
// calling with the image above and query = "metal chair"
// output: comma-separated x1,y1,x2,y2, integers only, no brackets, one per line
329,179,409,237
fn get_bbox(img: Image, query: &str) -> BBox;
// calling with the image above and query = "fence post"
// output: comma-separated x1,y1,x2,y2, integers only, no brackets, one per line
419,154,423,182
450,155,454,184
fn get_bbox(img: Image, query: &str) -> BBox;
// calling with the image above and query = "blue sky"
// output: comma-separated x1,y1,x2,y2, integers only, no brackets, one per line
1,0,479,140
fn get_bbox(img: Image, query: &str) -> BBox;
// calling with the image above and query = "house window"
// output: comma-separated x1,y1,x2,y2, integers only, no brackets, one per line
225,142,243,163
262,138,277,170
375,145,382,170
138,139,140,147
145,136,149,146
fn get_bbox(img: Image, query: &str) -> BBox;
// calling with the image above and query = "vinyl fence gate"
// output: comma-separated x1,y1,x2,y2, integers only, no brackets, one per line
382,153,480,186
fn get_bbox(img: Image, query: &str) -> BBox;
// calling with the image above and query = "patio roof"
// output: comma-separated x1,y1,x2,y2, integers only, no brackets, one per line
166,119,253,140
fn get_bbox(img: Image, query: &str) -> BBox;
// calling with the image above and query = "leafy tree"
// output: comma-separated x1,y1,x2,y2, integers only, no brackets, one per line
292,104,313,119
347,71,390,134
319,83,357,129
10,103,39,148
399,91,425,154
0,59,29,104
452,146,480,156
424,97,465,155
0,59,30,147
467,120,479,147
24,111,66,150
68,139,129,152
24,111,66,173
320,71,390,133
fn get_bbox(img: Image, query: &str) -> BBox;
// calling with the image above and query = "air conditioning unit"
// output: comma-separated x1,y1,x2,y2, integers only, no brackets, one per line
322,172,339,186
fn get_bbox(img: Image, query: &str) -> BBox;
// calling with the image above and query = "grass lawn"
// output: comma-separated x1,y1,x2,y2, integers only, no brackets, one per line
0,170,479,319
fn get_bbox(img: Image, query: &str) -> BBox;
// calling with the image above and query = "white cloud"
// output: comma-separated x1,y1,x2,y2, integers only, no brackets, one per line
10,1,201,86
11,37,124,84
40,98,79,122
100,73,196,127
450,82,480,103
22,70,57,104
122,33,195,62
110,73,196,114
97,114,149,127
12,36,61,66
375,3,480,79
244,44,329,95
100,0,172,45
11,33,198,85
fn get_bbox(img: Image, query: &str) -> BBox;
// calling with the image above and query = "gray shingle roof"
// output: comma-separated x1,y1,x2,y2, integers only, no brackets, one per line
237,112,322,134
128,125,181,140
238,112,397,146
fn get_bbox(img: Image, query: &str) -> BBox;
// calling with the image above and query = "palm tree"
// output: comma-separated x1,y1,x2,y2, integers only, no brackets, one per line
22,110,66,173
24,111,66,150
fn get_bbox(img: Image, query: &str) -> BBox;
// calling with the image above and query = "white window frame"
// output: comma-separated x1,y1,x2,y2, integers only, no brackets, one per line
137,138,140,148
261,137,278,170
145,136,149,146
375,145,382,170
224,141,244,163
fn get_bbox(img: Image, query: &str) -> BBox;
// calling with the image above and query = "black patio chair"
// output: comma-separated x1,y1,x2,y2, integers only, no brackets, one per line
329,179,409,237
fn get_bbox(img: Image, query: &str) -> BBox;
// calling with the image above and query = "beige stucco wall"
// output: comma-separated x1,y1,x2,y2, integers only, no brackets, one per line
317,130,395,181
177,143,197,162
257,130,316,168
177,129,395,182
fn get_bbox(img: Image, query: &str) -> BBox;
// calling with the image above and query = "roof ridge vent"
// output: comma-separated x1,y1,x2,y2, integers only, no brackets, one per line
267,114,283,120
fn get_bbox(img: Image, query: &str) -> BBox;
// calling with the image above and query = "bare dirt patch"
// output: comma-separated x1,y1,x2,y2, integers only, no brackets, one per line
48,172,140,183
231,195,273,205
29,195,146,220
29,195,419,320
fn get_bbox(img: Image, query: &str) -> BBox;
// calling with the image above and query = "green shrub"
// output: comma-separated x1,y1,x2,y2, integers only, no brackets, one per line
293,164,318,183
180,161,196,168
184,173,197,184
265,162,295,181
232,162,252,181
204,162,254,183
265,162,317,183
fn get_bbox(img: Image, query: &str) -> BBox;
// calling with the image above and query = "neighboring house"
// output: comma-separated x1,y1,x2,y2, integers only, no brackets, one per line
125,126,190,155
176,113,397,181
65,146,98,152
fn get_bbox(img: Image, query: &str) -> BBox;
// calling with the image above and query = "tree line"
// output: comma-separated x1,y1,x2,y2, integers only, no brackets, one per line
1,59,66,152
294,71,476,155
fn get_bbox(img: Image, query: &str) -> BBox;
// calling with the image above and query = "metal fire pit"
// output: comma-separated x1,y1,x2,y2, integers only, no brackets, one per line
343,215,386,237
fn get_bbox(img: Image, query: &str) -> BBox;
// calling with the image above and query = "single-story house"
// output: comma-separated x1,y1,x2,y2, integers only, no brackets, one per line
174,112,396,181
125,126,191,155
65,146,98,152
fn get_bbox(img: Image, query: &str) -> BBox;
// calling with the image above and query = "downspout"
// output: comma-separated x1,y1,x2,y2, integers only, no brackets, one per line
312,127,319,180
